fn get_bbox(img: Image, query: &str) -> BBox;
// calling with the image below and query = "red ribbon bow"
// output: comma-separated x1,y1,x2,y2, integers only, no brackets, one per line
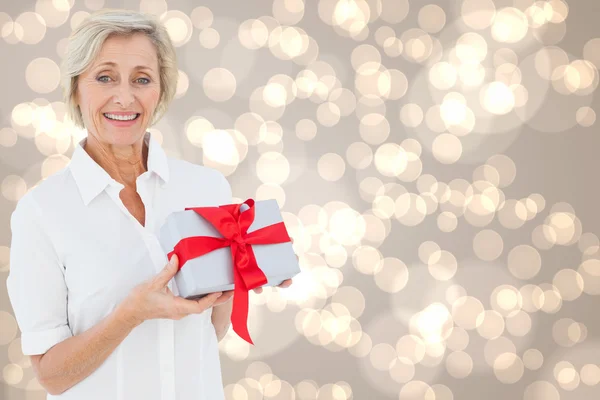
166,199,291,344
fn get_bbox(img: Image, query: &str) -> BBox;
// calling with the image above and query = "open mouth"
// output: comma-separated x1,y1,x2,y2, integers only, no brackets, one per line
103,113,140,121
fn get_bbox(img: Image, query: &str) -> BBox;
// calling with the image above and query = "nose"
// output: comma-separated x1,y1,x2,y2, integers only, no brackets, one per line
113,81,134,108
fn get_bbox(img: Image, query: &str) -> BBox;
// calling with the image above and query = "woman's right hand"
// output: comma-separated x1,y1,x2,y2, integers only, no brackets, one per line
121,254,225,327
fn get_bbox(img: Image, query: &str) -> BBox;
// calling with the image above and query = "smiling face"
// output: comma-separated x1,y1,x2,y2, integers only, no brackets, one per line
75,32,161,146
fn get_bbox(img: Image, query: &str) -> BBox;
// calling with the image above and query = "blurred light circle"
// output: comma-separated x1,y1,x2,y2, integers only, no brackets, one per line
427,249,458,281
256,152,290,184
346,141,372,169
351,44,381,71
295,118,317,141
329,88,357,116
161,10,193,47
191,6,213,29
295,380,318,399
35,0,69,28
576,106,596,127
452,296,485,330
84,0,104,10
374,257,409,293
383,37,403,57
175,69,189,99
202,129,240,166
317,102,341,127
429,62,457,90
446,351,473,378
400,103,424,127
523,381,560,400
523,348,544,370
580,364,600,386
473,229,504,261
481,81,515,115
437,211,457,232
0,127,18,147
70,11,90,30
199,28,220,49
401,28,434,64
374,143,407,177
2,175,27,202
461,0,496,30
3,363,23,385
263,82,288,108
15,12,46,44
432,133,462,164
0,311,18,345
493,353,524,384
26,58,60,94
203,68,237,102
238,19,268,49
418,4,446,34
256,184,285,208
223,383,248,400
41,154,69,178
491,7,528,43
380,0,409,24
375,26,395,47
359,113,390,145
318,153,345,181
552,268,584,301
235,112,266,145
140,0,167,16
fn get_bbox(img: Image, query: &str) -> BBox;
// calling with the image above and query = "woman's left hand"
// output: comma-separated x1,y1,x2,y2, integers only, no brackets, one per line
252,278,292,294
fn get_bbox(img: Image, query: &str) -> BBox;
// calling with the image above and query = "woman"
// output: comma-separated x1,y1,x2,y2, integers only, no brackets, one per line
6,9,291,399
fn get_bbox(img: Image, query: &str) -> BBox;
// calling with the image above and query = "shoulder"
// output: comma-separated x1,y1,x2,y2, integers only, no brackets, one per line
12,167,72,221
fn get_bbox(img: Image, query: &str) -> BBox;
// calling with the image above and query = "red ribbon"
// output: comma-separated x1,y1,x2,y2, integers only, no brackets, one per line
166,199,291,344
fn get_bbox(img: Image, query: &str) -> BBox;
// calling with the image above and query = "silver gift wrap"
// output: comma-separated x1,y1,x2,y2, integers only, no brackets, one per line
158,199,301,299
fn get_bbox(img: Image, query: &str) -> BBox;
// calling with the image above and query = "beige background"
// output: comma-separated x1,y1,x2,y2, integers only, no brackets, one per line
1,0,600,399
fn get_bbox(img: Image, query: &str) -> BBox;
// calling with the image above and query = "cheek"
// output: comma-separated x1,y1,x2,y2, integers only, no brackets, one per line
79,85,104,116
149,87,161,108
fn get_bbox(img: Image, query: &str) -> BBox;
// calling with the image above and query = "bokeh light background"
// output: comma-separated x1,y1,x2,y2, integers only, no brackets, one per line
1,0,600,399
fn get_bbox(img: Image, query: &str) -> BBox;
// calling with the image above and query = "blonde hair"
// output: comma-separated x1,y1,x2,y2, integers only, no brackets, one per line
61,9,178,128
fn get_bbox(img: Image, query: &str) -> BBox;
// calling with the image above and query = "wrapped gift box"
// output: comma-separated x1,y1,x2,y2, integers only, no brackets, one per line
158,198,300,300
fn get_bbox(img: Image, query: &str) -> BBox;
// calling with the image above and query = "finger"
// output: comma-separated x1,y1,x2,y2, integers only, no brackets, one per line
278,279,292,288
214,292,234,306
195,292,223,311
253,287,263,294
176,292,222,314
152,254,179,289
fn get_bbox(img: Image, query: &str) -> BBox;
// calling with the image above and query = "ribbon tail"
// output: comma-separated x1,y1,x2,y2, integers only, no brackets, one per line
231,264,253,345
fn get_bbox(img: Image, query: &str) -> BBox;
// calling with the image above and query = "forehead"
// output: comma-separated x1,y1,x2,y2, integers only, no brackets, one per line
94,33,158,68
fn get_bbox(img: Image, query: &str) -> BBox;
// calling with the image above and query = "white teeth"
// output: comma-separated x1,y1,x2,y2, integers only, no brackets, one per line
104,113,138,121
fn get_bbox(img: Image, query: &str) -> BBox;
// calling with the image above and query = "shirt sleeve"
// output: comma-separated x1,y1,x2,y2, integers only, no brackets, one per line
5,194,73,356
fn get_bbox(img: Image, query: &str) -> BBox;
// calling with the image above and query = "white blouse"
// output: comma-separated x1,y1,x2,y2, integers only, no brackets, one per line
6,131,232,400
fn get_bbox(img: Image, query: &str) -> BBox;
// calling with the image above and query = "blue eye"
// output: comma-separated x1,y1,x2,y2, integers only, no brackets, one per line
97,75,111,82
136,77,150,84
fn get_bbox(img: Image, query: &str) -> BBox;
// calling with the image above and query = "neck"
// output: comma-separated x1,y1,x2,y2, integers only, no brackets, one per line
84,133,148,189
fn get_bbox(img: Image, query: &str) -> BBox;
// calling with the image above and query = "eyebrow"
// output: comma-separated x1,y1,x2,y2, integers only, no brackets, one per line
94,61,155,71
